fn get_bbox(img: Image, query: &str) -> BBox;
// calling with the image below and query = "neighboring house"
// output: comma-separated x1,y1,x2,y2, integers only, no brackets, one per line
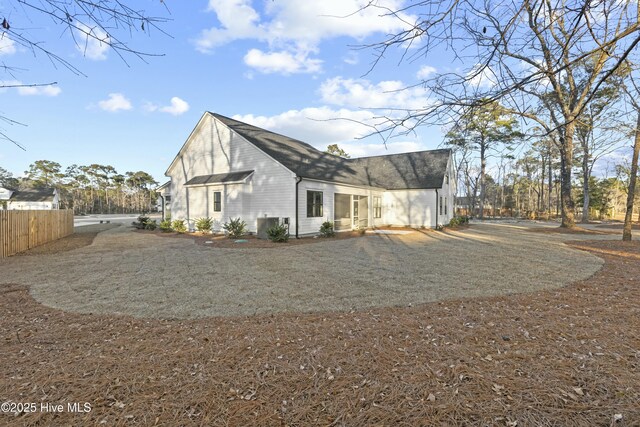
0,187,60,210
163,112,455,236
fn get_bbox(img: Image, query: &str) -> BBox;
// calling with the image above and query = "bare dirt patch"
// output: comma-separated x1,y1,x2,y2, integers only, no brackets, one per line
12,224,119,257
0,240,638,426
1,224,609,318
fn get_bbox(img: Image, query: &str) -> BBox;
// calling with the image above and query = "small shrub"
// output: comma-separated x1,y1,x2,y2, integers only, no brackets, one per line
448,217,460,227
145,220,157,230
132,215,151,230
172,219,187,233
267,223,289,242
319,221,335,237
159,219,172,232
195,217,213,233
223,217,247,238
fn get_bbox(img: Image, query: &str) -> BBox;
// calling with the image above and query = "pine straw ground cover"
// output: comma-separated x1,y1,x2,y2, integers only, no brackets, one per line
0,240,639,426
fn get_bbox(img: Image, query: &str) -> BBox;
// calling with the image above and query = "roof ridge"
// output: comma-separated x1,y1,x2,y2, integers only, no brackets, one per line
210,112,325,156
350,148,451,161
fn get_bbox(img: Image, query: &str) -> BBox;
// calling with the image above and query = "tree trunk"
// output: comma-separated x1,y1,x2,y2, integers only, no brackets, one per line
548,143,553,216
623,111,640,241
581,152,590,223
560,123,576,228
479,142,486,220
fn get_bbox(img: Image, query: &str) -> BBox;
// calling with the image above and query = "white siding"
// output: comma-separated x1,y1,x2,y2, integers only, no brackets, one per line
7,201,55,210
383,189,437,228
167,113,296,233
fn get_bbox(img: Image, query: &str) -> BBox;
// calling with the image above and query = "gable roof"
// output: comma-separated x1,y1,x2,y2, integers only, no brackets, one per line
9,188,56,202
185,170,254,186
211,113,451,190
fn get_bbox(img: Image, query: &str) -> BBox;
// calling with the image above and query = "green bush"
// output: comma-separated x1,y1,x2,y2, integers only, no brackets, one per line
448,216,469,228
132,215,151,230
223,217,247,238
159,219,172,232
266,223,289,242
319,221,335,237
195,217,213,233
145,220,157,230
172,219,187,233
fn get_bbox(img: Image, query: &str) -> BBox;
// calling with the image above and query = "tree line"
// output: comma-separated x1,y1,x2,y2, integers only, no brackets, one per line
362,0,640,240
0,161,158,214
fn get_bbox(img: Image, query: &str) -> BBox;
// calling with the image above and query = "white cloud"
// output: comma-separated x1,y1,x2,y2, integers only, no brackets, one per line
0,80,61,96
144,97,190,116
0,35,16,56
233,108,427,157
233,107,377,146
75,23,110,60
244,48,322,74
467,64,497,89
17,85,62,96
319,76,429,110
196,0,415,74
159,97,190,116
98,93,132,112
416,65,436,80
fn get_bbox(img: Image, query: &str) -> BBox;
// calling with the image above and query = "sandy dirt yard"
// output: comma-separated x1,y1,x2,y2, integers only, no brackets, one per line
0,222,613,318
0,222,638,426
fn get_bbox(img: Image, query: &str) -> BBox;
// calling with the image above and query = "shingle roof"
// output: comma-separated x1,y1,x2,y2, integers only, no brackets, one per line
185,170,254,186
10,188,56,202
211,113,450,189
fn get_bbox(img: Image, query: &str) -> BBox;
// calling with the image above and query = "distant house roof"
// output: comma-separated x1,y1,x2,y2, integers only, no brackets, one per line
10,188,56,202
211,113,450,190
156,181,171,191
185,170,255,186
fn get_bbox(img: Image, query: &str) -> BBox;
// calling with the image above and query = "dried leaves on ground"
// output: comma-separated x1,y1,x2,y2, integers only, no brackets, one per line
1,240,639,426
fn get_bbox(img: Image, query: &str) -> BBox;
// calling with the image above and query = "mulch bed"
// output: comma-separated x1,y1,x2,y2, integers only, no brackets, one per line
526,226,616,235
1,240,639,426
595,223,640,230
140,227,419,249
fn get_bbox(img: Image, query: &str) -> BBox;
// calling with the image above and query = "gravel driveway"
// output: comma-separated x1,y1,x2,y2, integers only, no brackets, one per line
0,222,614,319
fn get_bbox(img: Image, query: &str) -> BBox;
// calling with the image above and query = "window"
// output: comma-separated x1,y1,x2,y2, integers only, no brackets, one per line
373,196,382,218
444,197,448,215
445,174,449,185
439,196,443,216
213,191,222,212
307,191,323,217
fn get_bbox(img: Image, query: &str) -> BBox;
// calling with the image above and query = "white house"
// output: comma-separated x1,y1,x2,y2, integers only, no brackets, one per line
163,112,455,237
0,187,60,210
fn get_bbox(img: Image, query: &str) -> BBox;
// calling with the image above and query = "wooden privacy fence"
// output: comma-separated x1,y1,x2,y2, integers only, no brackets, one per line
0,210,74,258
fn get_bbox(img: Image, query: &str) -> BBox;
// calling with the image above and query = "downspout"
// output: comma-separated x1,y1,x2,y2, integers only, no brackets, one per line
295,176,302,239
159,194,166,221
435,189,439,228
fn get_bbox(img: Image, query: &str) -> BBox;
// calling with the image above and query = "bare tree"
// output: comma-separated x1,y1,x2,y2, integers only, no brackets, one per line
622,73,640,241
1,0,169,148
361,0,640,228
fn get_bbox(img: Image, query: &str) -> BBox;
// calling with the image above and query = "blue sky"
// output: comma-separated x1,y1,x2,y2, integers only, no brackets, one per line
1,0,450,184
